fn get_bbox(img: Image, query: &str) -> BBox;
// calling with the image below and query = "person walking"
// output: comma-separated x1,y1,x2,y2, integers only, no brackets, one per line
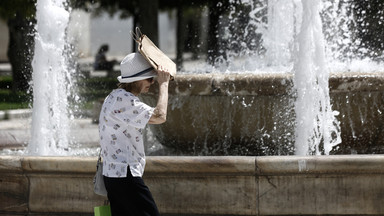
98,52,170,216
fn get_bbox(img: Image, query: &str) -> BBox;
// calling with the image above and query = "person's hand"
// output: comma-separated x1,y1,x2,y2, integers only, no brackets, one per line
157,65,170,84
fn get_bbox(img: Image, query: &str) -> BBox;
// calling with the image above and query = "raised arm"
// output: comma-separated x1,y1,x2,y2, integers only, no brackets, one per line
148,67,170,124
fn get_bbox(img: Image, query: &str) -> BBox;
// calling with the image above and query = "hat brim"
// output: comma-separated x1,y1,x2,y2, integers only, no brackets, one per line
117,70,157,83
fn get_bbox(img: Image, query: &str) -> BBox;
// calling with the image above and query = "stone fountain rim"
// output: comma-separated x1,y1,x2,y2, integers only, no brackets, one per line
145,71,384,96
1,155,384,175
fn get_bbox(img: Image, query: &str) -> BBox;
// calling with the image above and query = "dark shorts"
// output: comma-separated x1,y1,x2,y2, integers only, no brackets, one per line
103,171,160,216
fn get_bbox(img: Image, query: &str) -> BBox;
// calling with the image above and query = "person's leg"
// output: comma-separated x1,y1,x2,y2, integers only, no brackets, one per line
106,61,115,71
104,176,137,216
104,172,160,216
131,177,160,216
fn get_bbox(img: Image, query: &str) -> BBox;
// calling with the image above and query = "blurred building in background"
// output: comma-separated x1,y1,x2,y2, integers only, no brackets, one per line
67,9,178,60
0,10,179,62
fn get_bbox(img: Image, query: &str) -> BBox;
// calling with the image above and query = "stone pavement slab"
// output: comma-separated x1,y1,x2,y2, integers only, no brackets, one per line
0,117,100,154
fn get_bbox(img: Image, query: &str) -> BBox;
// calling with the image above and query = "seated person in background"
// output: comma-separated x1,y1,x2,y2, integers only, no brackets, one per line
94,44,117,71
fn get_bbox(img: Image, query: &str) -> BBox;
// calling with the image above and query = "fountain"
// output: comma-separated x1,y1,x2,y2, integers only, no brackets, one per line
1,0,384,215
293,0,341,155
28,0,74,156
144,0,383,156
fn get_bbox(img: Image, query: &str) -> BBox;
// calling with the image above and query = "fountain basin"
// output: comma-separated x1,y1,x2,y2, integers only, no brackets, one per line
1,155,384,215
141,72,384,155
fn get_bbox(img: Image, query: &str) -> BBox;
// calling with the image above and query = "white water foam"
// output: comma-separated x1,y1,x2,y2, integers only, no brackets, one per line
28,0,72,156
293,0,341,155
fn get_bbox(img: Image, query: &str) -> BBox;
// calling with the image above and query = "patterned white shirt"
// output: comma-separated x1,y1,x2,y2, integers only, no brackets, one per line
98,89,154,177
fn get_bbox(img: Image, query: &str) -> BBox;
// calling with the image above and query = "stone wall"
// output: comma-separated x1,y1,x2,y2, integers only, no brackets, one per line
142,72,384,155
1,155,384,215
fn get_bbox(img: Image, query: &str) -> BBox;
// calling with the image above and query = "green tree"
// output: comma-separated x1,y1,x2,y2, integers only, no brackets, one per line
77,0,159,46
0,0,36,92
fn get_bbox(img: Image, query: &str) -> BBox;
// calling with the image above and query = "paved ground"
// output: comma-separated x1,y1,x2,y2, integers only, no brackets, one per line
1,59,103,156
0,111,168,156
0,115,100,155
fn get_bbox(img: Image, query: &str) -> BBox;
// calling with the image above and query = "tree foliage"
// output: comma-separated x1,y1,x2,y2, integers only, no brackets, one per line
0,0,36,20
0,0,36,92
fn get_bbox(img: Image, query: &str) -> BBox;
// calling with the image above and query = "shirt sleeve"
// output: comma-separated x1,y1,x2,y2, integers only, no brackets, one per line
111,93,154,129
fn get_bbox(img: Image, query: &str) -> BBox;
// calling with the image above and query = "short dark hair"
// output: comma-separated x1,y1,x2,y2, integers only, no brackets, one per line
118,82,142,95
117,82,133,92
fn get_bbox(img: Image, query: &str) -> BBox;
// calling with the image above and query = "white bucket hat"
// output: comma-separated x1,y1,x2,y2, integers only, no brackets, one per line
117,53,157,83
